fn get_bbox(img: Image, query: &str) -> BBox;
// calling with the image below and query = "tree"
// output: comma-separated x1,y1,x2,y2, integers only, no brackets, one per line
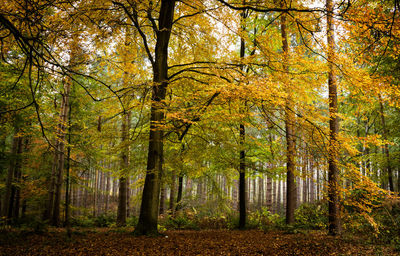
326,0,341,236
113,0,177,235
280,0,297,224
238,3,247,230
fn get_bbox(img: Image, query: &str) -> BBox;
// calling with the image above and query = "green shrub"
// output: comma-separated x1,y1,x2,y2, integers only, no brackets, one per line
93,214,115,227
294,202,328,230
71,216,95,227
160,213,199,230
126,216,138,227
19,216,48,234
373,199,400,246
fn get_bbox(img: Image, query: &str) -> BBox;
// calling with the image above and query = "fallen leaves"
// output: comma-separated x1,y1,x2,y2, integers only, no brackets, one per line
0,229,396,256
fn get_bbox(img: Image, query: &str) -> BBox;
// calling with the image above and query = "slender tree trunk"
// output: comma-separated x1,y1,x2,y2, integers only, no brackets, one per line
277,178,282,215
176,175,183,212
134,0,176,235
258,175,263,210
310,156,315,202
238,4,247,229
327,0,341,235
117,111,130,226
105,170,110,213
126,177,130,218
52,84,70,227
2,132,22,221
378,95,394,192
186,178,192,198
280,1,296,224
176,143,185,212
266,176,272,211
65,106,72,237
159,183,166,214
169,172,176,212
44,137,58,220
93,168,98,217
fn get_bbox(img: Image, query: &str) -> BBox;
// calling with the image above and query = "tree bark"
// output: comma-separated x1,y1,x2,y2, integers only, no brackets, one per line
134,0,176,236
117,111,130,226
238,4,247,230
327,0,341,236
280,1,296,224
52,77,71,226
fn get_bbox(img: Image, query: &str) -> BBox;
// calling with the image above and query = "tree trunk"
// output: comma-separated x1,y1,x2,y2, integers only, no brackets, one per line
169,172,176,213
379,95,394,192
65,108,72,236
327,0,341,235
266,176,272,211
52,80,70,226
176,175,183,212
4,132,23,223
280,1,296,224
258,175,263,210
134,0,176,236
105,170,110,213
117,111,130,226
238,4,247,229
159,184,166,214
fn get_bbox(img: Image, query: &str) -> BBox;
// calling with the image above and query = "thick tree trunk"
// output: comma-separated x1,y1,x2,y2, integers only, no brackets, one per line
134,0,176,236
280,2,296,224
327,0,341,236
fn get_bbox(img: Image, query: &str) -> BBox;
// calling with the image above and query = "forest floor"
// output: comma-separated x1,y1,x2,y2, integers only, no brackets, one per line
0,228,397,256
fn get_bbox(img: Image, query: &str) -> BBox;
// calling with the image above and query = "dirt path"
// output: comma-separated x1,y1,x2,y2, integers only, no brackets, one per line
0,229,396,255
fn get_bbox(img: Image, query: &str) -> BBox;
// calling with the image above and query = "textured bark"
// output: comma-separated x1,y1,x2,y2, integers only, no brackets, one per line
280,2,296,224
52,80,70,226
134,0,176,236
327,0,341,236
238,4,247,229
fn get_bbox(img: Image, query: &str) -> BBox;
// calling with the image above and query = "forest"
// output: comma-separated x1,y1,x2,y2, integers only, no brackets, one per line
1,0,400,255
